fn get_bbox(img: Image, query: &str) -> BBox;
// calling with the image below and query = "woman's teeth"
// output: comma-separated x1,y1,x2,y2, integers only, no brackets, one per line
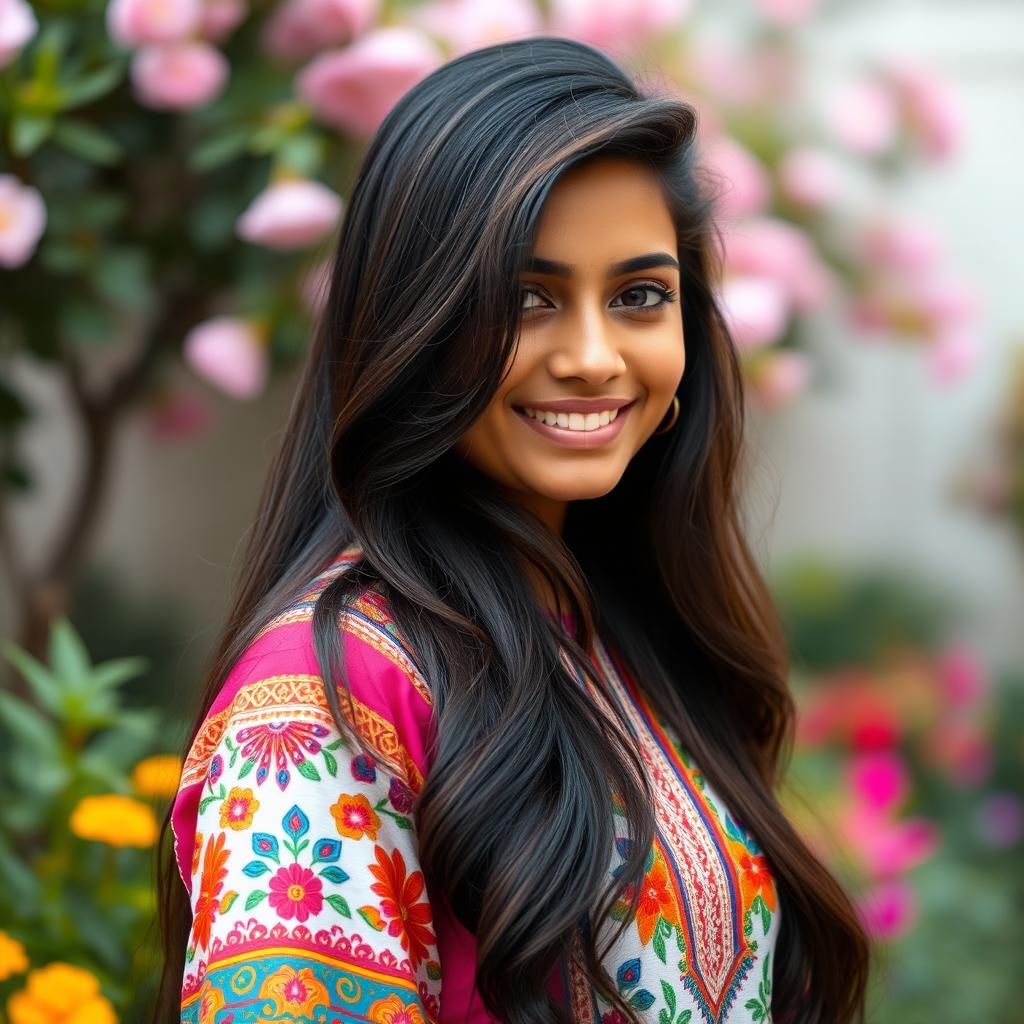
519,407,621,432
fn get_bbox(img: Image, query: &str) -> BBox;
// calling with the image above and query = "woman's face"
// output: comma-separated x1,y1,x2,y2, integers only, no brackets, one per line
455,155,686,534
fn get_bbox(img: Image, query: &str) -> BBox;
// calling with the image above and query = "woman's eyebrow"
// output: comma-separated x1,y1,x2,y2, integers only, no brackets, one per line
522,252,680,277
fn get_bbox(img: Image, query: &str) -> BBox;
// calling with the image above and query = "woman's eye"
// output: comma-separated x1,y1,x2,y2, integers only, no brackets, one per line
520,287,547,310
612,284,677,309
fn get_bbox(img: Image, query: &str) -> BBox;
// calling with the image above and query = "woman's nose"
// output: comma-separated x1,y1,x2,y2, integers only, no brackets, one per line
547,304,628,382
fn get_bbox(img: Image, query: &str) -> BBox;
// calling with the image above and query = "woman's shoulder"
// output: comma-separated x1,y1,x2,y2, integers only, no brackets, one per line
179,546,436,799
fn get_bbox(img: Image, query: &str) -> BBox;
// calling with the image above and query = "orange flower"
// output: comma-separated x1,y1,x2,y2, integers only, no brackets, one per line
0,929,28,981
630,850,680,946
191,832,229,950
368,992,427,1024
330,792,381,840
131,754,183,798
368,845,436,970
219,787,259,830
69,794,157,848
735,847,777,913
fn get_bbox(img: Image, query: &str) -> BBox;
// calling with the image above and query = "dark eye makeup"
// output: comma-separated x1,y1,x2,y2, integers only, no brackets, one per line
520,282,678,312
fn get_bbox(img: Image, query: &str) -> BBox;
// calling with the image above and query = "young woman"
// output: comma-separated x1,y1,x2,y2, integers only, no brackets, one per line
155,35,870,1024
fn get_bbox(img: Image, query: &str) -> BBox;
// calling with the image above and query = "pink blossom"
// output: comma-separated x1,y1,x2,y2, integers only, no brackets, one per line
0,0,36,68
237,179,343,250
750,350,810,410
937,647,987,712
268,863,324,921
723,217,836,313
845,687,902,750
702,137,770,222
0,174,46,268
719,276,788,351
407,0,542,56
925,717,993,788
753,0,820,23
547,0,690,54
691,37,760,107
296,28,442,138
974,792,1024,849
929,329,980,384
857,878,917,942
886,60,963,161
184,316,268,399
106,0,203,47
824,77,899,155
909,275,982,336
856,217,944,275
131,41,229,110
839,802,939,877
846,750,908,814
777,147,845,210
262,0,380,61
201,0,248,42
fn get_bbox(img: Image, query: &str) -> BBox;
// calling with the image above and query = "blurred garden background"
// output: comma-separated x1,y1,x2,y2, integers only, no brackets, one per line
0,0,1022,1021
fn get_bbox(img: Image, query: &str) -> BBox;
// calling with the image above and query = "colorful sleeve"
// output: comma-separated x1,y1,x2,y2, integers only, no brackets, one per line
176,615,442,1024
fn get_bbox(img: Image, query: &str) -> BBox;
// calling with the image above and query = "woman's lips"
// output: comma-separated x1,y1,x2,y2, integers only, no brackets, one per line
512,401,635,449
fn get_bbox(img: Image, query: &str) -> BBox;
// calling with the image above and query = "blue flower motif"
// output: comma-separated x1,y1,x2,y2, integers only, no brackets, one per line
282,804,309,841
351,753,376,783
616,958,642,990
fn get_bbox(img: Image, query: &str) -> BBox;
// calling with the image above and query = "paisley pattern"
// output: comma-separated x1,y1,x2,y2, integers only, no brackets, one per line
172,545,780,1023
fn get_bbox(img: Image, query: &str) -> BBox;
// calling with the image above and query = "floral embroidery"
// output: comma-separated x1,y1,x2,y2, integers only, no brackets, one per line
258,964,330,1016
368,992,428,1024
190,831,228,953
330,791,382,840
368,845,436,970
268,863,324,921
240,804,352,919
234,719,334,790
218,786,259,830
190,832,203,876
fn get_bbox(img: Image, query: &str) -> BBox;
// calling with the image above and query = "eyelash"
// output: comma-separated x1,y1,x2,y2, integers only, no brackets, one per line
521,282,678,312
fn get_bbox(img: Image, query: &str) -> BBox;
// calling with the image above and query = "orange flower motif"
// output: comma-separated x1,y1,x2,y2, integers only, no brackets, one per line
197,981,226,1024
191,832,229,950
630,849,681,945
258,965,330,1016
330,792,381,840
735,846,777,913
368,845,436,970
191,832,204,876
368,992,427,1024
219,786,259,830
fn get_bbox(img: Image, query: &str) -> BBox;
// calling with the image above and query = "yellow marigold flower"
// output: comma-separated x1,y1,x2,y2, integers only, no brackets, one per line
6,962,117,1023
219,787,259,830
69,794,158,848
0,929,28,981
131,754,183,798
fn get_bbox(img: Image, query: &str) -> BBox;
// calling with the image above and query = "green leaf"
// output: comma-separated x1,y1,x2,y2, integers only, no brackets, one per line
91,247,152,309
0,690,59,753
296,759,321,781
325,894,351,918
63,63,126,110
10,114,54,156
0,640,62,716
677,1012,692,1024
237,758,255,780
52,118,123,166
661,979,676,1018
89,656,150,692
322,749,337,777
244,890,267,911
49,616,92,687
189,127,253,173
652,922,667,964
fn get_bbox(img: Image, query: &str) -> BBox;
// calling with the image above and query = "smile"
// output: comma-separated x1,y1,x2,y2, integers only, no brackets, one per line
512,401,636,448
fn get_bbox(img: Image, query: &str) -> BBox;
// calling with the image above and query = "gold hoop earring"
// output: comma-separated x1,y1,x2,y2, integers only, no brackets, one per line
652,395,680,436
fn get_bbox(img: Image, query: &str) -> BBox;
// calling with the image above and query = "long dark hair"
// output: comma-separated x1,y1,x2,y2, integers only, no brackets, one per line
153,35,870,1024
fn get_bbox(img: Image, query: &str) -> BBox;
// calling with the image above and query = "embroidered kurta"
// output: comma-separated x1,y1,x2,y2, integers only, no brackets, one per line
173,545,780,1024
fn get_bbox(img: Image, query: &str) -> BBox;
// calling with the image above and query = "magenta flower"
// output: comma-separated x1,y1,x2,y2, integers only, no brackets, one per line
846,751,908,815
857,877,917,942
268,863,324,921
